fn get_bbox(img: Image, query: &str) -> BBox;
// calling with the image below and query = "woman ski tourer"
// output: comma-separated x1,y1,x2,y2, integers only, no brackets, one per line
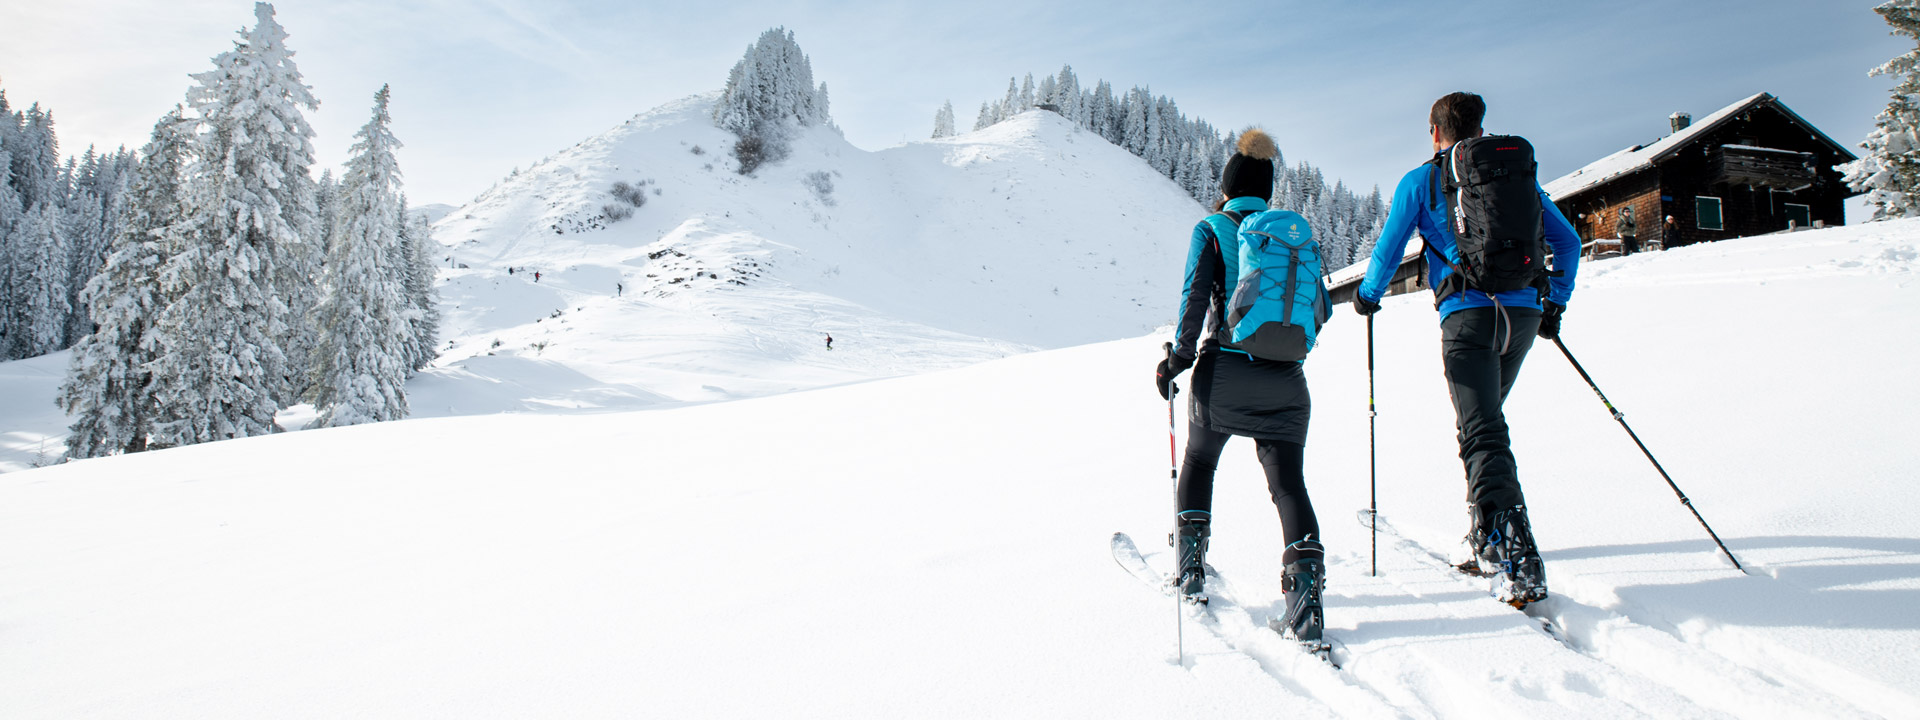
1153,128,1327,644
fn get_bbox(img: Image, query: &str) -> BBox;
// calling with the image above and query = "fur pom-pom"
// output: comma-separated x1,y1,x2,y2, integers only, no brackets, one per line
1236,128,1278,161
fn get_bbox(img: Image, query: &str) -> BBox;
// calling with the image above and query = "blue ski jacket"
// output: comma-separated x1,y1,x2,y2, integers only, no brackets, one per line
1357,155,1581,317
1173,196,1271,362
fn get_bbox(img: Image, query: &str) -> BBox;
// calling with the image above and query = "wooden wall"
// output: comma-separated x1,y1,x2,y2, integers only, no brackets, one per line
1554,169,1665,248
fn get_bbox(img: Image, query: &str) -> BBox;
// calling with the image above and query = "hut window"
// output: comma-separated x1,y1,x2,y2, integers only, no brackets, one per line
1696,196,1724,231
1783,203,1811,229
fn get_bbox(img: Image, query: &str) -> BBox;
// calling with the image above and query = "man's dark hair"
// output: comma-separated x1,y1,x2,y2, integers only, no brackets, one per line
1430,92,1486,144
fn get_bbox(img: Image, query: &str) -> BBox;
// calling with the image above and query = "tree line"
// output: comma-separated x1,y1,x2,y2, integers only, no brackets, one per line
941,67,1388,269
0,2,438,460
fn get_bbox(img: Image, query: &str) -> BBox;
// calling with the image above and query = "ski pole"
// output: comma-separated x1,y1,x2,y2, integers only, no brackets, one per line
1551,336,1745,572
1163,342,1183,665
1367,314,1378,577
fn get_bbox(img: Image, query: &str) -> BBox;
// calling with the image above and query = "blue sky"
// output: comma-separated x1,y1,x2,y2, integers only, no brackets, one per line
0,0,1907,214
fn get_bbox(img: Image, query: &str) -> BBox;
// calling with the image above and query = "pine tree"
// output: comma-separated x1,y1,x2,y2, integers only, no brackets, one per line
147,2,316,446
712,27,832,174
58,108,194,458
59,147,118,347
1121,89,1149,156
1054,65,1082,125
3,102,70,362
4,102,70,360
398,197,440,373
315,168,339,250
14,104,63,214
310,85,411,428
62,183,105,346
974,101,992,131
12,203,71,358
0,90,20,359
1843,0,1920,219
932,100,956,139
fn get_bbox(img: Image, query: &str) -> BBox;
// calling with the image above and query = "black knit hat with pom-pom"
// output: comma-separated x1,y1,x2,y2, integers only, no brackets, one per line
1218,128,1278,201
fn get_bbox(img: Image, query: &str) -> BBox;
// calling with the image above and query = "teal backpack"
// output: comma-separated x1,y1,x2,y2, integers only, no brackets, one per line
1223,209,1332,362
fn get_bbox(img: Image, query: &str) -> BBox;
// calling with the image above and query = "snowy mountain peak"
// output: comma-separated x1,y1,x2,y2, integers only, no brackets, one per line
418,95,1202,415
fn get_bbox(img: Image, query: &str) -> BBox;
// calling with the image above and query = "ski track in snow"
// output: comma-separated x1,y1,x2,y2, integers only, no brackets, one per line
1362,514,1886,719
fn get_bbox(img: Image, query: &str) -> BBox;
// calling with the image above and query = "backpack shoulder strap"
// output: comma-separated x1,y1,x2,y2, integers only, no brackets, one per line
1426,151,1446,212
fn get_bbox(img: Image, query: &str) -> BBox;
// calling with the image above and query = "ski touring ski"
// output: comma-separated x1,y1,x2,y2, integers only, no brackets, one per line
1356,511,1564,640
1110,531,1339,667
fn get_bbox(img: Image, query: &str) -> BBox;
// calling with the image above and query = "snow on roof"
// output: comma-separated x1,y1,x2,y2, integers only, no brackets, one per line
1542,92,1771,201
1326,232,1424,288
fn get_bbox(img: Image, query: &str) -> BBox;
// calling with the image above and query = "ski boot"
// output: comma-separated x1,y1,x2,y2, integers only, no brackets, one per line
1452,504,1498,577
1273,557,1326,642
1169,517,1210,602
1485,505,1548,608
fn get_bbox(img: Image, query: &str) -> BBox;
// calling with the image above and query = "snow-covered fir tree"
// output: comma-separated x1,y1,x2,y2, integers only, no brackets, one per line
1054,66,1083,126
3,102,70,360
12,104,64,215
712,27,833,174
61,148,122,347
58,108,194,458
0,90,20,358
314,168,340,262
11,204,71,358
309,85,411,428
146,2,317,447
932,101,957,139
1842,0,1920,219
397,196,440,373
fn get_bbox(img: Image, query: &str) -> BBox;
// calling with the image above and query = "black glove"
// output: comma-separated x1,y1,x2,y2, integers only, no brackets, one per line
1156,348,1193,401
1354,296,1381,316
1539,300,1564,340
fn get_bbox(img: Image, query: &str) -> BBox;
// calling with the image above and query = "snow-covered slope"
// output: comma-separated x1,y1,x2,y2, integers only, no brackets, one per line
4,220,1917,718
417,94,1199,413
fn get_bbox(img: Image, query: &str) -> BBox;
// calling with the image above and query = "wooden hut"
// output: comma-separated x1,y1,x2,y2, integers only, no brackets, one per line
1544,92,1858,251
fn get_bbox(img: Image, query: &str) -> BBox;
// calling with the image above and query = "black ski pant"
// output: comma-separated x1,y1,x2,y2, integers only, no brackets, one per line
1175,421,1321,563
1440,305,1544,519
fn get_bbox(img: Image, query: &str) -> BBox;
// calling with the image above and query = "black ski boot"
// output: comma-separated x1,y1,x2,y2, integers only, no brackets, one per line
1453,505,1498,577
1274,555,1325,643
1169,518,1210,601
1486,505,1548,607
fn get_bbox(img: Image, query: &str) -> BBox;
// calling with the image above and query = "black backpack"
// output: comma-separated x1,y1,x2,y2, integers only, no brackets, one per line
1426,135,1549,296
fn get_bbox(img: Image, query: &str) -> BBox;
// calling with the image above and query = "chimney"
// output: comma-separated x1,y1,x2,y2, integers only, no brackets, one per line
1670,112,1692,134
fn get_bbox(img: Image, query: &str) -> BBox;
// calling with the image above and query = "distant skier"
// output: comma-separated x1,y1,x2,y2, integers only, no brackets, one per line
534,271,541,282
1154,128,1326,643
1351,92,1582,606
617,282,623,297
825,334,833,350
508,267,515,276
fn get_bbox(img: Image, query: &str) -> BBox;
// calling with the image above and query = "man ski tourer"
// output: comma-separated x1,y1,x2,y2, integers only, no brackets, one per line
1154,128,1327,644
1352,92,1581,606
